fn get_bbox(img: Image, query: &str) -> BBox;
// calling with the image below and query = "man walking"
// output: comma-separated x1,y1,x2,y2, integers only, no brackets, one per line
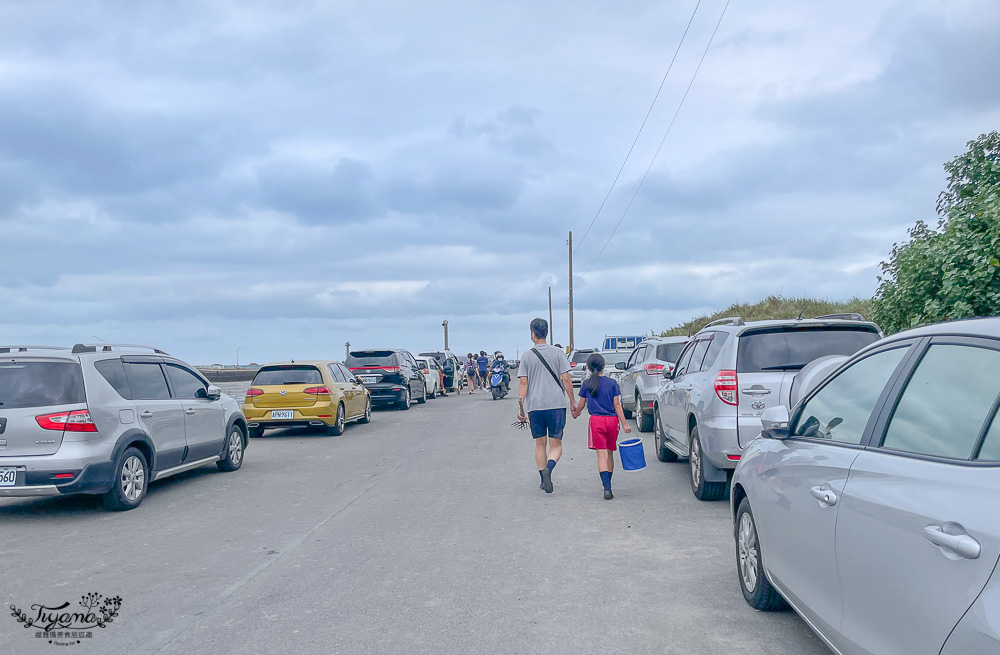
517,318,575,493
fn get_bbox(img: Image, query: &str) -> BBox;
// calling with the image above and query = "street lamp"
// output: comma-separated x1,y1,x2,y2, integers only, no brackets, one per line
236,346,243,367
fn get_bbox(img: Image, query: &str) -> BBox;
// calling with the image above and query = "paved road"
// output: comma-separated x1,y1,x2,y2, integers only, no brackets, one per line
1,385,828,655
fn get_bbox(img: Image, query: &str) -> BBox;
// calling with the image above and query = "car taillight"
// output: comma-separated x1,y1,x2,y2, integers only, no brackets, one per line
644,363,664,376
570,362,578,368
381,366,401,374
303,387,332,395
245,388,263,397
36,410,98,432
714,370,738,405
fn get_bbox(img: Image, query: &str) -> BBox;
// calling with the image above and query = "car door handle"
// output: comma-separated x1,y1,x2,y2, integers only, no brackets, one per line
139,411,153,419
741,388,772,396
810,486,838,507
185,408,196,415
924,525,981,560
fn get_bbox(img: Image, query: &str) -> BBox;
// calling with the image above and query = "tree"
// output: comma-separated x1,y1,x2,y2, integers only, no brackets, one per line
873,132,1000,333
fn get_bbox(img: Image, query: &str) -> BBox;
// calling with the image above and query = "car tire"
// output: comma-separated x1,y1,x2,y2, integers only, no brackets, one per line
416,383,427,404
653,408,678,463
689,426,727,501
428,382,436,399
358,397,372,424
102,446,148,511
399,388,411,411
218,425,246,471
736,498,788,611
248,427,264,439
636,395,654,432
328,403,346,436
624,405,634,419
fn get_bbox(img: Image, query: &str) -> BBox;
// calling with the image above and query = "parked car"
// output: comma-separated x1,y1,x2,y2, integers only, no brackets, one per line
731,317,1000,655
598,350,632,387
414,357,443,399
346,349,427,409
652,315,882,500
244,361,371,437
567,348,597,386
418,350,463,393
618,336,689,429
0,343,247,511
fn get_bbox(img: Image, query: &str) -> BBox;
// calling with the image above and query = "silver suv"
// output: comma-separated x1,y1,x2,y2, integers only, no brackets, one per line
652,315,882,500
0,344,248,511
617,336,689,431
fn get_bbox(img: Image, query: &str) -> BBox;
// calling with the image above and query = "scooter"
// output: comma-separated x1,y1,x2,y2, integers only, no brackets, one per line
489,362,509,400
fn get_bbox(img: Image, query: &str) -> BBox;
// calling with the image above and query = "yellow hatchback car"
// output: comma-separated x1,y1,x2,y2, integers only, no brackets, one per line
244,361,372,438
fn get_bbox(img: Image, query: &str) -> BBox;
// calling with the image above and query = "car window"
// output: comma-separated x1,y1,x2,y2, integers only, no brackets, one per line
125,363,172,400
0,361,86,409
881,345,1000,460
701,333,729,371
688,338,711,373
737,326,881,373
94,358,132,400
329,365,346,383
338,364,357,382
346,351,396,367
571,351,592,364
165,364,207,400
792,347,908,445
673,340,699,377
656,342,687,363
252,366,323,385
626,348,639,368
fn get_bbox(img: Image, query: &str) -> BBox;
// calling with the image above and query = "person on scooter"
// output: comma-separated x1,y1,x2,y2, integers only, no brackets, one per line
492,351,510,394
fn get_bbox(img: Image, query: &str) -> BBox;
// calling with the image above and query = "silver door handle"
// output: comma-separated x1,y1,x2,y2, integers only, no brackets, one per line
185,408,196,415
924,526,981,559
139,411,153,418
742,388,772,396
809,486,838,506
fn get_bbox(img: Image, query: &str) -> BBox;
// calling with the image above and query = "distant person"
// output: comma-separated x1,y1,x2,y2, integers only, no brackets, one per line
517,318,575,493
465,353,479,393
570,353,631,500
477,350,489,388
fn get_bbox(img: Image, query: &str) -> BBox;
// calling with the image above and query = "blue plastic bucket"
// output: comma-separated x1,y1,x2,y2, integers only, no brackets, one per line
618,438,646,471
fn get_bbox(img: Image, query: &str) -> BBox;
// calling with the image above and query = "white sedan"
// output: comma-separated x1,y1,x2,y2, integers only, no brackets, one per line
414,358,442,399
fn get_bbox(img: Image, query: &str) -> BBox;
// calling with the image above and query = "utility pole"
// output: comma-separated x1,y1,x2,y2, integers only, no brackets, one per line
345,341,350,360
568,230,575,352
548,287,554,345
442,320,449,350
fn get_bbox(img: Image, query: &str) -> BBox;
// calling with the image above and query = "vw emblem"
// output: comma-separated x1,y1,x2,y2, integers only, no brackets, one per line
751,400,766,411
280,389,287,396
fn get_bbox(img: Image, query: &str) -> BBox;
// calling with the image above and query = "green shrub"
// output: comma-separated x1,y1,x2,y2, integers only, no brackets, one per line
662,296,873,337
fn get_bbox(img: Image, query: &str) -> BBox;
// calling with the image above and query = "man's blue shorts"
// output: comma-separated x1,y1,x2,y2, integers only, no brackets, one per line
528,408,566,440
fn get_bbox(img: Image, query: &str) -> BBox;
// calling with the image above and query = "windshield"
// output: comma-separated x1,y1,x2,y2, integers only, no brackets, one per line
737,327,880,373
571,351,593,364
600,352,631,367
0,361,86,409
252,365,323,385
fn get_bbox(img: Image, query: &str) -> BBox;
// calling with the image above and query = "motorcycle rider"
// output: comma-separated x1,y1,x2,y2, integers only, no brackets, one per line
491,351,511,395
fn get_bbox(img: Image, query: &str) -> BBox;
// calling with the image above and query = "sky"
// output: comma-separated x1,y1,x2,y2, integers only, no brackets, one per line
2,0,999,365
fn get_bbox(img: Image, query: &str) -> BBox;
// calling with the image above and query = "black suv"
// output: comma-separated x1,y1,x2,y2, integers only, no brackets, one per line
346,349,427,410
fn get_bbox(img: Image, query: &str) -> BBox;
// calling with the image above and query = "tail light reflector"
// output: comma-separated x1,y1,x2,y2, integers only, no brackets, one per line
54,472,76,479
245,388,263,397
714,370,738,405
644,363,664,376
381,366,401,374
36,410,98,432
727,455,741,461
303,387,332,395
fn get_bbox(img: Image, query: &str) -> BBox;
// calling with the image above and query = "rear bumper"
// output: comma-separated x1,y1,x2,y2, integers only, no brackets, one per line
366,386,407,405
569,370,585,384
697,415,742,470
247,419,333,430
244,403,335,422
0,460,116,497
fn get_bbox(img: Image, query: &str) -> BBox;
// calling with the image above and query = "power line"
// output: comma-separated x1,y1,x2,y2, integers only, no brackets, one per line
573,0,703,255
579,0,731,278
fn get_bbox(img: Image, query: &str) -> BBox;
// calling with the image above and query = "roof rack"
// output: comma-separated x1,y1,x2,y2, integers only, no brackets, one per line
813,313,866,322
703,317,745,330
71,343,170,355
0,345,71,354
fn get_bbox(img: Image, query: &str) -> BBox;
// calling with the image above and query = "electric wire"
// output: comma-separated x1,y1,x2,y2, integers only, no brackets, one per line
572,0,703,255
579,0,731,278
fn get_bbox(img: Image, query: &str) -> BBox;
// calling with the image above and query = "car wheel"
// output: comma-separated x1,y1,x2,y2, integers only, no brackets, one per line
623,403,634,419
654,408,678,462
428,382,436,399
248,427,264,439
102,446,148,511
358,397,372,424
328,403,346,436
690,426,727,501
218,425,246,471
636,395,654,432
736,499,788,611
416,383,427,404
399,388,411,410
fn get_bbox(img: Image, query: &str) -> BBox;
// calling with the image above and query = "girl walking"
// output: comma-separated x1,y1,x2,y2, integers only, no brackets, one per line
465,353,479,393
571,353,631,499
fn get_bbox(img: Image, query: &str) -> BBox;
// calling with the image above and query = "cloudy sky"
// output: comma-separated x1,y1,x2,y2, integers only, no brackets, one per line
2,0,998,365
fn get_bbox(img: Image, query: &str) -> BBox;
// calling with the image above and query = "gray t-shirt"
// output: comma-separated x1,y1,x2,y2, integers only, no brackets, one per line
518,344,571,412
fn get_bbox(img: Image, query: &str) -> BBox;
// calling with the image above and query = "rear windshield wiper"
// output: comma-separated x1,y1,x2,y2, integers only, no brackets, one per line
758,364,807,371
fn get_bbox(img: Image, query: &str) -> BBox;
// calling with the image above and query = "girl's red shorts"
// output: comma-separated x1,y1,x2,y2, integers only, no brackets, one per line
588,415,620,451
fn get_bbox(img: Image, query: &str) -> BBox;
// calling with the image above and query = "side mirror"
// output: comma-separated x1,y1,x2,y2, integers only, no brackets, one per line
204,385,223,401
615,361,627,370
760,405,790,440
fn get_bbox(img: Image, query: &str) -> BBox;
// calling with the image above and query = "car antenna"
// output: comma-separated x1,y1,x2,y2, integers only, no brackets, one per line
796,311,803,320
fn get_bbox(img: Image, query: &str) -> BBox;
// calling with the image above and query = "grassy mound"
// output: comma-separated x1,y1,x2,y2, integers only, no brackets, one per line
662,296,874,337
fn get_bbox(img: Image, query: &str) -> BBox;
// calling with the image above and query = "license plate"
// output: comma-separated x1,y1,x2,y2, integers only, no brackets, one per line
0,467,18,487
271,410,294,420
359,376,378,384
